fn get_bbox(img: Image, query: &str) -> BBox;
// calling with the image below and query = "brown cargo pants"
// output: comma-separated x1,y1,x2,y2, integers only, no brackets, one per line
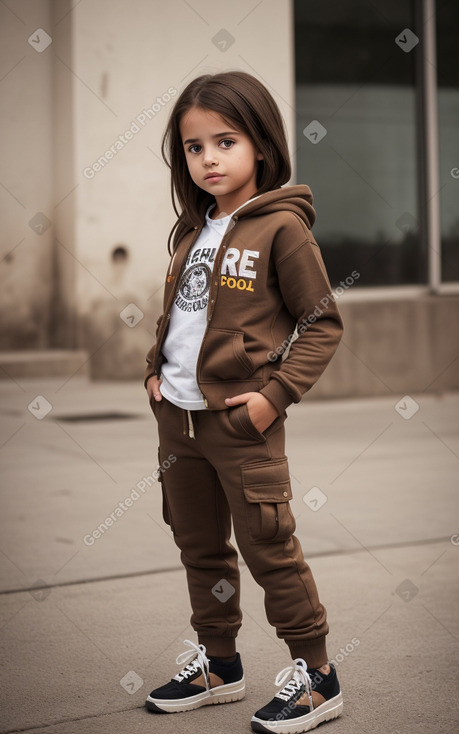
152,396,329,668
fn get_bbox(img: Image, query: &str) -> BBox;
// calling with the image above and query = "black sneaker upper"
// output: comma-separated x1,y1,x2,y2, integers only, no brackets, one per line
148,653,243,701
208,654,244,684
254,663,340,722
308,664,340,700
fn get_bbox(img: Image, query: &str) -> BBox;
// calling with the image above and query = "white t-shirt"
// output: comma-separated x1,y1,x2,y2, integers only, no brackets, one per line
160,199,257,410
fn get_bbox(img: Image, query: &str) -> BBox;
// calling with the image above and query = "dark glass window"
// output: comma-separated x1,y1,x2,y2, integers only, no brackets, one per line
294,0,425,287
437,1,459,283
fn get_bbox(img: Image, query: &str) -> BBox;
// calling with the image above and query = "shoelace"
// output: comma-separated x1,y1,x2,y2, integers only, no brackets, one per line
173,639,210,691
274,658,314,711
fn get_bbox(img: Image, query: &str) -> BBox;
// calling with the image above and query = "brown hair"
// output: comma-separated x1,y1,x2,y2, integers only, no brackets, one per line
161,71,291,253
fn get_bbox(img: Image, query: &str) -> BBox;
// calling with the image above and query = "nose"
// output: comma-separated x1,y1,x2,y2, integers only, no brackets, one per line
202,146,218,167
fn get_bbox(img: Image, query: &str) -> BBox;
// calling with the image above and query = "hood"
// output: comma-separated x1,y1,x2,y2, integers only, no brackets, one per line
235,185,316,229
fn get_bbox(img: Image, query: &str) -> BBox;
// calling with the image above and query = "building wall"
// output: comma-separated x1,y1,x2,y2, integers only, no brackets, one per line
1,0,458,398
311,294,459,400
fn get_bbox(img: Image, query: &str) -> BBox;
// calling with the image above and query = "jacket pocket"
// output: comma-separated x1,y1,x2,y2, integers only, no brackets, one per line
157,446,173,529
200,328,254,381
241,458,296,543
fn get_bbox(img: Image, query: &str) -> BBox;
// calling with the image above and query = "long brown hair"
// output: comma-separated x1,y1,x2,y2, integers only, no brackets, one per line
161,71,291,253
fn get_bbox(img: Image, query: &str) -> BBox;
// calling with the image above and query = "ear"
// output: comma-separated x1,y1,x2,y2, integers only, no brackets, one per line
256,151,264,161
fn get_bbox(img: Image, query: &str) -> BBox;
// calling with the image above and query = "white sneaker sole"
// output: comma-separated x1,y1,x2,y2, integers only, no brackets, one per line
146,676,246,713
251,692,343,733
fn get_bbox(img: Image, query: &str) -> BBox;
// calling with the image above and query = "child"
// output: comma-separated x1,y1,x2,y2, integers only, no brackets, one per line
144,70,344,734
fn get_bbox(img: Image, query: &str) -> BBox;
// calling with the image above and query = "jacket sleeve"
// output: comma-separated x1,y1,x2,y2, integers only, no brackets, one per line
143,314,164,388
260,237,343,414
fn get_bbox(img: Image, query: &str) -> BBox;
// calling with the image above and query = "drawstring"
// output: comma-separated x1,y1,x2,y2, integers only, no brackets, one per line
187,410,195,439
180,409,196,439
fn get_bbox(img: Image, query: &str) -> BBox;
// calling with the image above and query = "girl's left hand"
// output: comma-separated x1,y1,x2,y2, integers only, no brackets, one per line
225,392,278,434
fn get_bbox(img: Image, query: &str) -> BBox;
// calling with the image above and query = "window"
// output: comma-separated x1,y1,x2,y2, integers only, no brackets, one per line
436,2,459,283
294,0,458,289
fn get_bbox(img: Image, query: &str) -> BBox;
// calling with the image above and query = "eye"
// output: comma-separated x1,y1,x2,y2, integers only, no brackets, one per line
188,144,201,154
220,139,234,149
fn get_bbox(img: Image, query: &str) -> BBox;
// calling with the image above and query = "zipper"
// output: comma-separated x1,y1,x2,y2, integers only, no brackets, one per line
166,250,178,279
154,225,204,374
196,214,239,405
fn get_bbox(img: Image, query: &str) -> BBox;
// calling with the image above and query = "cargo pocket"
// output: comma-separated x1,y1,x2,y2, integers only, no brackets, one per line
241,458,296,543
157,447,173,529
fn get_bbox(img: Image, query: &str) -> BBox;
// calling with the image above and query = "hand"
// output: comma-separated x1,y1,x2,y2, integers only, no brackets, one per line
225,392,278,434
146,374,162,402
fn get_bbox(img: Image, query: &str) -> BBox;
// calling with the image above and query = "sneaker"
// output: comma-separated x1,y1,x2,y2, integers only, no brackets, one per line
251,658,343,733
146,639,245,713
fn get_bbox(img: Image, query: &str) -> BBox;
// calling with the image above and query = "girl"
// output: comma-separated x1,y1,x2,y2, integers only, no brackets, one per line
144,70,344,734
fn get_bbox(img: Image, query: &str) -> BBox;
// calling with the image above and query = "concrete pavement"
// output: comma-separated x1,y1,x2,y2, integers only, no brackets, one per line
0,376,458,733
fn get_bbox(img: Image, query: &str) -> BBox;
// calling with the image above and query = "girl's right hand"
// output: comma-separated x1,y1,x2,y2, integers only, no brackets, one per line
146,374,163,403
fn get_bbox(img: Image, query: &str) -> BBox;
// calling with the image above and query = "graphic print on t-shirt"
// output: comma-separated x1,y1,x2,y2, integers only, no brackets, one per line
174,246,216,313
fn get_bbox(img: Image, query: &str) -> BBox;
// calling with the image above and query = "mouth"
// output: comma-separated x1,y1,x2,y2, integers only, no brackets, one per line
204,173,224,181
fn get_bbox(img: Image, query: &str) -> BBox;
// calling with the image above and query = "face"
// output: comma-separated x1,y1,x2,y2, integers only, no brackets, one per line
179,106,263,216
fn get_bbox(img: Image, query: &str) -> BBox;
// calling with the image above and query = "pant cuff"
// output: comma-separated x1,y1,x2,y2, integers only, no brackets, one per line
286,637,328,669
198,635,237,657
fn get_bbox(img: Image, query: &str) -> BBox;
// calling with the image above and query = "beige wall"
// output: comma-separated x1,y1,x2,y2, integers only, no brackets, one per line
68,0,295,377
0,0,54,349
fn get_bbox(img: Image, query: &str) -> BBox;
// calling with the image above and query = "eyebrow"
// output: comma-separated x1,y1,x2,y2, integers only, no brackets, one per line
183,131,240,145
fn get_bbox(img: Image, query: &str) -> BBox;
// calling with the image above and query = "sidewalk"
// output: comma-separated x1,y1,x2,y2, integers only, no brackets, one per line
0,377,458,733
